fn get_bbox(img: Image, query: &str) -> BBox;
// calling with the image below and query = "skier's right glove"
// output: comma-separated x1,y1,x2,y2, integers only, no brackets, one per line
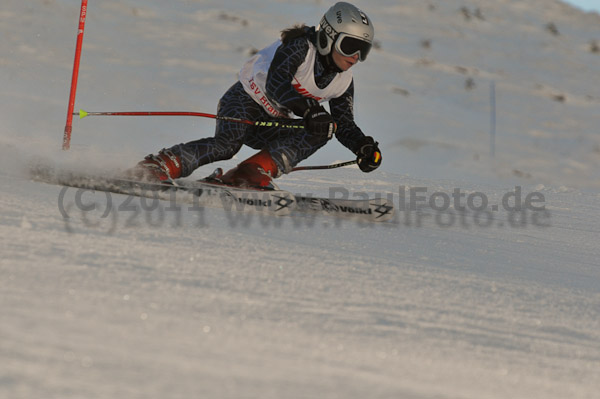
356,137,382,173
303,99,337,139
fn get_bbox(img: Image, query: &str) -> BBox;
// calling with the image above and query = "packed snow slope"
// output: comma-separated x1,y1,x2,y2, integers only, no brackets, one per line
2,0,600,398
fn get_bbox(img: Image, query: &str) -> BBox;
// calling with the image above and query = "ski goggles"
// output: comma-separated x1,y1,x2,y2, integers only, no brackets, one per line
334,33,372,61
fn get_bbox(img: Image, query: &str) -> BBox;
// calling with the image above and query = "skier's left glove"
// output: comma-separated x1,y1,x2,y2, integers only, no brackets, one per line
356,137,382,173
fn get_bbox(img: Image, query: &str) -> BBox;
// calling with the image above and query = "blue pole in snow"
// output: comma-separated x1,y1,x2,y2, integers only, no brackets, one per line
490,81,496,158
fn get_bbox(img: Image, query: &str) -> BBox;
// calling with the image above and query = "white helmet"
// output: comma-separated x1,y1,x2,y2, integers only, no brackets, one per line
316,2,374,62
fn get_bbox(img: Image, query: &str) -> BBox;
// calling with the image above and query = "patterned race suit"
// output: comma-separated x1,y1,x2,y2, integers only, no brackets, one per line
166,27,368,177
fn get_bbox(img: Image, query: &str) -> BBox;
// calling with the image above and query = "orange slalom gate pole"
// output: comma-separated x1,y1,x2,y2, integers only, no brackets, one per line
62,0,88,150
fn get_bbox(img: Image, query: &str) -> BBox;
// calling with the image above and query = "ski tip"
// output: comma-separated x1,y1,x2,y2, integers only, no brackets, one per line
79,109,88,119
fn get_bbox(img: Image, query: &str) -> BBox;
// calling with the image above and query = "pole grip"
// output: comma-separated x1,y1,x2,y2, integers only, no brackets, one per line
63,0,88,150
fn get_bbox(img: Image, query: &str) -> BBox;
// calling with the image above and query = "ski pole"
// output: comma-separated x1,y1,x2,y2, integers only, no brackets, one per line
75,109,353,171
291,160,357,171
75,109,306,129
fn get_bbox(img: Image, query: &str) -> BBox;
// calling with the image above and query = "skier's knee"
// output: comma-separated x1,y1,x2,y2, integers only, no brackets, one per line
215,141,243,161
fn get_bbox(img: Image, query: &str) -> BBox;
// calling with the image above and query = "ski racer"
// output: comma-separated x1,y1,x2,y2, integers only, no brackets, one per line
130,2,382,188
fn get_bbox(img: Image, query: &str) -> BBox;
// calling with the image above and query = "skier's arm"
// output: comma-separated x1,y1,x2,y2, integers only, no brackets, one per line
330,82,382,172
329,81,365,152
265,38,313,117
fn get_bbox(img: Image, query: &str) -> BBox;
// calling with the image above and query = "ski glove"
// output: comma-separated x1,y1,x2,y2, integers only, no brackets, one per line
356,137,382,173
303,98,337,139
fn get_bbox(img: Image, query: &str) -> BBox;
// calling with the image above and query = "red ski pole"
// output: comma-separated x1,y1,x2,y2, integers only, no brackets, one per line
62,0,88,150
74,109,353,171
74,109,307,129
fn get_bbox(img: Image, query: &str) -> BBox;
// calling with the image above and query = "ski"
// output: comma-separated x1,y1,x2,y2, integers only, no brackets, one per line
294,195,394,222
30,166,394,222
31,167,295,216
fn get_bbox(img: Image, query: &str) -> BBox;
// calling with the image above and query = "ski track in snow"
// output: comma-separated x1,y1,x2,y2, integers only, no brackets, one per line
2,0,600,397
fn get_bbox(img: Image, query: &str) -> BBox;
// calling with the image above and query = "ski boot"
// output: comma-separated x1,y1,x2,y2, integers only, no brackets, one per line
126,149,182,183
220,149,279,190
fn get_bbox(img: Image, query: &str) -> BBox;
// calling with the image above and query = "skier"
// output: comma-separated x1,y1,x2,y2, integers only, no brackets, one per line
130,2,382,188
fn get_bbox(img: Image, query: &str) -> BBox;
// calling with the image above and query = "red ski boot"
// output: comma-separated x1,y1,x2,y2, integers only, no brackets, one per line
127,149,182,183
221,150,279,189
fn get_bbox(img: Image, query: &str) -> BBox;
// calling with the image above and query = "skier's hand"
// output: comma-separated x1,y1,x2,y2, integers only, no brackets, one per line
356,137,382,173
303,99,337,139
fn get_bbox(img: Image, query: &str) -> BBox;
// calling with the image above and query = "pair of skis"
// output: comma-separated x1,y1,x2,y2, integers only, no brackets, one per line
31,167,395,223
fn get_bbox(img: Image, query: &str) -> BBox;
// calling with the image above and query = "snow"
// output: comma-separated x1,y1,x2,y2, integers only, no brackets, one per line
1,0,600,398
